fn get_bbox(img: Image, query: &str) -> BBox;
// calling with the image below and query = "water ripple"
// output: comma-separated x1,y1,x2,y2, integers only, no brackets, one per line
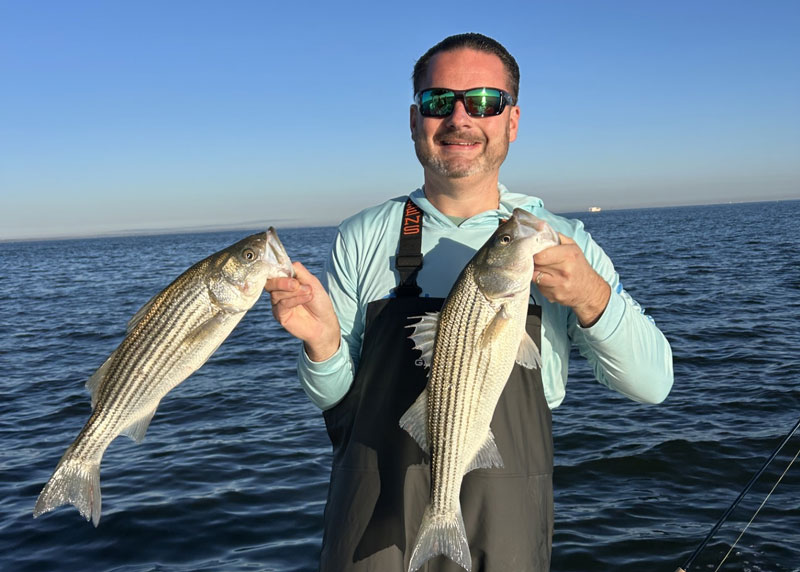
3,207,800,571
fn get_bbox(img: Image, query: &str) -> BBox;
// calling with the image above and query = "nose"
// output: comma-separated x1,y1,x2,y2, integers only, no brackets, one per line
444,99,472,127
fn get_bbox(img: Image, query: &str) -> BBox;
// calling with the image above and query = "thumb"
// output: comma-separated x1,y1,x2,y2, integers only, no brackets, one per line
558,233,575,245
292,261,321,287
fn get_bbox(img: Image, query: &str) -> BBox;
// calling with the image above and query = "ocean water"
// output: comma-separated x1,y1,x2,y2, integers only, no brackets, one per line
1,201,798,571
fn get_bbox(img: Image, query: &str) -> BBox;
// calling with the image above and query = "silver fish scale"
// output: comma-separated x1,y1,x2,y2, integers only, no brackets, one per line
34,229,293,527
426,264,529,514
73,264,229,464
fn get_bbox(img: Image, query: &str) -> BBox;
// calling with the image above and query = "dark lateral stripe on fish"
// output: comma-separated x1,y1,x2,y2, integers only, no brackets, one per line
117,282,206,402
110,275,206,401
34,231,294,527
430,281,485,510
74,275,212,460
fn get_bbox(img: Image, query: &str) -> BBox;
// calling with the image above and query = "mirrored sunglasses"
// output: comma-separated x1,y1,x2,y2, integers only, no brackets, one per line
414,87,515,118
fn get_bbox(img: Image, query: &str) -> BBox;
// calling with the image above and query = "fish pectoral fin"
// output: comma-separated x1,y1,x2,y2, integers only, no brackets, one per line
480,304,512,348
406,312,439,370
399,389,430,455
121,407,157,443
465,428,504,473
85,350,116,409
181,311,230,358
515,333,542,370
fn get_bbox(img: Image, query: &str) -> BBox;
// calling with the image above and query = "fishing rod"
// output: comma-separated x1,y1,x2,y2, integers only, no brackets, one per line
675,414,800,572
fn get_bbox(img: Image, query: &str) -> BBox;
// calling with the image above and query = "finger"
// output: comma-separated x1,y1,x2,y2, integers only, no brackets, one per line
558,233,575,245
269,292,315,323
272,291,314,311
265,261,321,293
292,261,321,286
534,246,560,266
534,238,580,267
533,239,568,265
269,285,312,304
265,276,301,293
533,270,550,287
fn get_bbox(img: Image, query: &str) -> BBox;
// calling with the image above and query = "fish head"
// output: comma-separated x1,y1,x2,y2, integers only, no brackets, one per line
209,229,294,310
472,208,560,300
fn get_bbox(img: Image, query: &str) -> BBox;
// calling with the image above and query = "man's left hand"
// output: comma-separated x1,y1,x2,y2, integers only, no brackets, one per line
533,234,611,327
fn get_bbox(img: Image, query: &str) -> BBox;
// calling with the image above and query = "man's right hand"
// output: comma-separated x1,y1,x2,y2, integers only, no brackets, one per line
265,261,341,362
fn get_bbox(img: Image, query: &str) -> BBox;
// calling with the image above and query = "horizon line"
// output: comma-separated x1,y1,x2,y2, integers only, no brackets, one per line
2,197,797,244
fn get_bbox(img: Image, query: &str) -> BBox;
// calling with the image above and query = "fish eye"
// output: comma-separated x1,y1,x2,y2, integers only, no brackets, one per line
242,248,256,261
499,234,512,245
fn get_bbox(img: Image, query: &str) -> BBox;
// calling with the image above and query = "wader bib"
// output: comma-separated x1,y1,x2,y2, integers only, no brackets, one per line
320,199,554,571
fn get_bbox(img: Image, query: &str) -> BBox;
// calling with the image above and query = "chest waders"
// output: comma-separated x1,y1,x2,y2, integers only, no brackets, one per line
320,199,554,571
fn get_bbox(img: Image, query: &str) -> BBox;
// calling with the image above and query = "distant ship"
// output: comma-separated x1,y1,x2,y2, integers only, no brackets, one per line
589,206,602,212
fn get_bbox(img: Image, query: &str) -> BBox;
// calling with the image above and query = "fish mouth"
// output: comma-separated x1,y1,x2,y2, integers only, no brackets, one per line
511,208,540,228
510,208,560,245
265,228,295,277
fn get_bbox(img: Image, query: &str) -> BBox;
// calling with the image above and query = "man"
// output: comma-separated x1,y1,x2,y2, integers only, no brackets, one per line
267,33,673,572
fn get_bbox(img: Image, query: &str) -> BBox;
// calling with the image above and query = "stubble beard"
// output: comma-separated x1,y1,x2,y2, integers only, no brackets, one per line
414,128,511,180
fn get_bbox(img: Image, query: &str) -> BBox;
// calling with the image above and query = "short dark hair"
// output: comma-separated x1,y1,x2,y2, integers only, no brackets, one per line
412,33,520,100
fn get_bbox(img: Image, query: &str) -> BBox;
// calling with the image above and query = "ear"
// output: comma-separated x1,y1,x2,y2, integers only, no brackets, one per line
508,105,520,143
410,104,418,140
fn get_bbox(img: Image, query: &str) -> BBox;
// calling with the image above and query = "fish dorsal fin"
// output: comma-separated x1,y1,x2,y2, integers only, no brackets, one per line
126,291,160,333
465,428,504,473
399,388,429,455
121,407,157,443
85,350,116,409
480,304,512,348
406,312,439,370
515,333,542,370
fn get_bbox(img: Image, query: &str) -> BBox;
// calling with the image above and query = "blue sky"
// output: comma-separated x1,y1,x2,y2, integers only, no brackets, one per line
1,0,798,240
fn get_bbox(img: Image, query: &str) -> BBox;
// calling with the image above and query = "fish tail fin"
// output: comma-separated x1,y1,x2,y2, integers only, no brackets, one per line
33,452,102,527
408,505,471,572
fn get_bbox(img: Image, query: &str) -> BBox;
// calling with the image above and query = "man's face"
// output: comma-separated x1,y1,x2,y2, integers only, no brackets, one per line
410,48,520,181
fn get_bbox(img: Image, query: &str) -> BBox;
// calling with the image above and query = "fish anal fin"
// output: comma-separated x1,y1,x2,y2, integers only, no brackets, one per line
465,428,504,473
399,389,429,455
406,312,439,370
121,408,157,444
515,333,542,370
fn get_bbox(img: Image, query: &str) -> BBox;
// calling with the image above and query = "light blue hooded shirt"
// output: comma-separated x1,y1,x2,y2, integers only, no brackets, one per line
297,185,674,410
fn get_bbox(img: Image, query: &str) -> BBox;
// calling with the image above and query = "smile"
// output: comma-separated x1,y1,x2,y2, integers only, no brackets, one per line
439,140,481,148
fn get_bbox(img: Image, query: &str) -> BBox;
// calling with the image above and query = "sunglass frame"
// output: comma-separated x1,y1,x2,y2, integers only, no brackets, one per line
414,87,516,118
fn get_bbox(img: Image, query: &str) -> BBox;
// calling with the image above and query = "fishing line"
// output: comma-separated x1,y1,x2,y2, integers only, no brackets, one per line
675,415,800,572
713,443,800,571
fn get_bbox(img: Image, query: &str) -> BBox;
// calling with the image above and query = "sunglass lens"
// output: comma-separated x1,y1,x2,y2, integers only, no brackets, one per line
464,88,503,117
420,89,455,117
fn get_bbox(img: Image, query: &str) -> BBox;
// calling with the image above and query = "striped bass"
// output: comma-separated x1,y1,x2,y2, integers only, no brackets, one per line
33,229,293,526
400,209,560,571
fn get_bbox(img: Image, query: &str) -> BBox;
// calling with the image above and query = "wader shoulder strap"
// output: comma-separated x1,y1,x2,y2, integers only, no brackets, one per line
393,198,423,297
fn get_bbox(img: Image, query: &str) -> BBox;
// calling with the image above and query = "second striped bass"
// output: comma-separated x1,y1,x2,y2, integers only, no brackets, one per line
400,209,559,571
33,229,293,526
